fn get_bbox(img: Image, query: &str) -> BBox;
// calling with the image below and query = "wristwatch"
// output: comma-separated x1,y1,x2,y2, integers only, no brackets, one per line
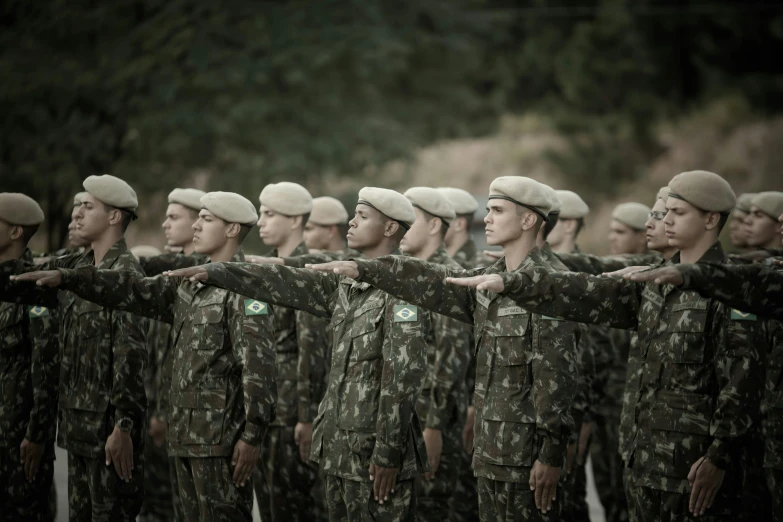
116,418,134,433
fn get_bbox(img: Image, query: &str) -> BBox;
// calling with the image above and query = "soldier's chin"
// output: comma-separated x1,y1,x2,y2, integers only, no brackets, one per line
346,235,364,250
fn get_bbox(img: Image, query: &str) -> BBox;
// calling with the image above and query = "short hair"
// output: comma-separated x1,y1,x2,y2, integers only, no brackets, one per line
21,224,40,244
716,213,729,233
237,224,253,244
102,202,134,232
543,214,560,240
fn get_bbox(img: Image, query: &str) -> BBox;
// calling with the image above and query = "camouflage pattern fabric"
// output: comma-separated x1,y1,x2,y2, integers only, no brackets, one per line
555,252,663,275
0,445,55,521
476,477,562,522
766,467,783,522
418,421,462,521
627,485,735,522
170,457,184,522
139,252,209,277
326,475,416,522
451,238,481,272
67,451,144,522
173,456,253,522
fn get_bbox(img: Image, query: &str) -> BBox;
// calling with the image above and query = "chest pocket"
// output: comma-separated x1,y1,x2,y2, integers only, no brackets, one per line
192,297,225,352
0,307,25,354
492,307,532,366
76,300,107,341
350,302,384,362
668,301,708,364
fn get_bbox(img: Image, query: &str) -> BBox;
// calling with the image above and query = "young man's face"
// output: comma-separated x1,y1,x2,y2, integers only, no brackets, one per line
443,216,467,247
483,199,528,247
645,199,669,252
728,211,749,247
663,198,714,249
162,203,197,248
74,193,113,242
545,218,570,248
347,204,392,251
257,205,298,247
608,220,646,255
192,210,230,255
304,222,334,251
744,206,782,248
68,204,88,247
400,207,434,257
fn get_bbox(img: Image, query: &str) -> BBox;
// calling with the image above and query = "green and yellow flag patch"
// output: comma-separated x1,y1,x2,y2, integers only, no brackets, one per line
731,309,756,321
28,305,49,318
393,305,418,322
244,299,268,316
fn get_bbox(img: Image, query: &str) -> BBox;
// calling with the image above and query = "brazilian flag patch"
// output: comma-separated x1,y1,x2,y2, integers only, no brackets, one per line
28,305,49,318
730,309,756,321
393,305,418,322
244,299,268,316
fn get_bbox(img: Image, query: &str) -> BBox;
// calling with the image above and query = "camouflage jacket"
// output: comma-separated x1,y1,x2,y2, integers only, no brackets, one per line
144,319,171,411
140,251,210,277
764,319,783,469
452,239,479,406
555,251,663,275
499,242,766,493
0,249,59,452
452,238,480,271
0,239,148,458
354,247,579,482
53,250,277,458
200,254,428,482
283,247,362,267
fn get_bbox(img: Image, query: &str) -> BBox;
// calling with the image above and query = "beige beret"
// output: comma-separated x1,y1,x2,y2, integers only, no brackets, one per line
357,187,416,229
735,193,757,214
168,188,206,211
201,192,258,226
657,186,670,201
539,184,561,215
668,170,736,213
83,174,138,212
488,176,552,219
259,182,313,216
310,197,349,226
130,245,162,259
612,202,651,230
751,191,783,220
555,190,590,220
73,191,88,207
404,187,456,224
436,187,479,215
0,193,45,226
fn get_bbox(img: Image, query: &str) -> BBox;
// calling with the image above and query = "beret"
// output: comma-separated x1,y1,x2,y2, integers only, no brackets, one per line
310,197,349,226
83,175,138,212
130,245,162,259
612,202,651,230
201,192,258,226
436,187,479,215
657,186,670,201
539,184,561,215
556,190,590,219
168,188,206,211
488,176,552,220
404,187,456,224
73,191,88,207
751,191,783,220
735,193,757,214
357,187,416,229
668,170,736,213
0,193,45,226
259,182,313,216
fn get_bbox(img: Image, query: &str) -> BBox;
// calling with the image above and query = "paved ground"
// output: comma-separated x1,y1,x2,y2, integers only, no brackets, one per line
52,446,606,521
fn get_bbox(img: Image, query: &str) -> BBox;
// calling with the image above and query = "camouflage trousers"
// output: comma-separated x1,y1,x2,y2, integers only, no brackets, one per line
138,432,173,522
561,457,590,521
623,467,636,522
67,451,144,522
448,448,478,522
312,465,330,522
628,486,734,522
254,425,317,522
590,413,628,522
476,477,562,522
325,475,416,522
0,445,55,521
767,468,783,522
170,457,185,522
173,456,253,522
417,423,461,521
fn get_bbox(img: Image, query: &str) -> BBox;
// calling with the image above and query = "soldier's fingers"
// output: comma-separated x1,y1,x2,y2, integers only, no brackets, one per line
30,455,41,480
693,483,710,516
700,485,717,516
232,451,242,483
380,474,393,502
23,451,31,480
689,480,704,514
390,473,397,494
111,453,124,479
120,452,131,482
534,474,543,509
372,473,382,501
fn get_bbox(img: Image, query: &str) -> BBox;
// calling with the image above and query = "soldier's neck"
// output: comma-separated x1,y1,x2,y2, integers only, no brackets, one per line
661,247,677,261
445,231,470,258
91,230,123,266
0,242,25,263
414,239,440,263
208,242,239,263
361,240,398,260
327,238,347,253
550,237,576,254
182,242,196,256
678,234,717,264
275,232,304,258
502,234,536,272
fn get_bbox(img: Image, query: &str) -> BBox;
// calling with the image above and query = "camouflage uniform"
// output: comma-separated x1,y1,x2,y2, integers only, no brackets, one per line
499,242,766,522
1,239,148,521
352,248,579,522
198,253,428,521
51,249,278,522
0,249,59,521
555,252,663,275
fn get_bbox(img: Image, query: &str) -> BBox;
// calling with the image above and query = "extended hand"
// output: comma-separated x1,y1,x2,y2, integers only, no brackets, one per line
294,422,313,464
626,266,685,286
162,265,209,282
368,463,399,504
245,255,284,265
231,440,260,487
10,270,63,287
688,456,725,516
445,274,504,292
602,265,649,278
305,261,359,279
105,427,134,482
20,438,45,481
529,460,560,513
423,428,442,480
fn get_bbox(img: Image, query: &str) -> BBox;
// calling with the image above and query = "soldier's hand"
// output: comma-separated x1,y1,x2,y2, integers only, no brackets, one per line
246,255,284,265
627,266,685,286
105,426,134,482
368,463,398,504
305,261,359,279
445,274,505,292
423,428,442,480
294,422,313,464
773,258,783,268
462,406,476,454
688,456,725,516
10,270,63,287
20,438,44,482
729,250,772,263
231,440,260,487
576,422,591,466
163,265,209,282
529,460,560,514
602,265,649,278
148,417,167,447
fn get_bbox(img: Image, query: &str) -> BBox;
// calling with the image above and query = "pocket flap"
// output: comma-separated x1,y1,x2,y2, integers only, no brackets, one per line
173,390,227,409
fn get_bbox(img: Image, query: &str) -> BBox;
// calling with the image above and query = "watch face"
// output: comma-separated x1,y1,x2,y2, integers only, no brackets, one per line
118,419,133,432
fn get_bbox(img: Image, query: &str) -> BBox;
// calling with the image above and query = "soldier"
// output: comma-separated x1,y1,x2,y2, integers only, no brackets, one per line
1,175,149,521
0,194,59,522
436,187,480,522
545,190,590,255
12,191,277,522
304,197,351,254
745,192,783,251
446,170,767,522
306,177,580,521
728,193,756,250
164,187,428,522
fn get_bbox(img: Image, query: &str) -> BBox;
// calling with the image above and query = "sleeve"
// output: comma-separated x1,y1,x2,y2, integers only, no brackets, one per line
145,320,171,409
355,256,476,324
704,303,766,468
587,325,614,415
500,267,641,329
229,293,278,446
0,259,59,308
155,334,175,422
110,302,149,433
283,252,340,268
372,295,427,468
204,263,337,319
140,253,201,277
425,312,472,430
295,310,330,423
569,323,594,435
59,267,178,324
25,306,60,443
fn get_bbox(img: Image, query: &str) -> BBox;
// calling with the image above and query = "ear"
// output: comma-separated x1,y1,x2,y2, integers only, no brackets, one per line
107,209,123,226
384,220,400,238
291,214,304,230
452,217,466,233
520,211,539,231
428,217,442,237
9,225,24,241
704,212,721,231
226,222,241,239
328,225,339,240
563,219,577,234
